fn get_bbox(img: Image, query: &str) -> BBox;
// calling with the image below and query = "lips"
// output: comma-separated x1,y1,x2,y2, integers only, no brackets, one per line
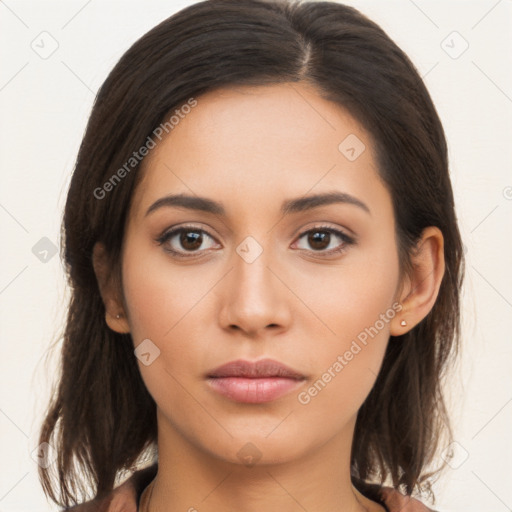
207,358,305,380
206,358,306,404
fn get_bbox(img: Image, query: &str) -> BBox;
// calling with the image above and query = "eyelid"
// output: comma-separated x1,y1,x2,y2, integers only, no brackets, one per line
292,221,357,241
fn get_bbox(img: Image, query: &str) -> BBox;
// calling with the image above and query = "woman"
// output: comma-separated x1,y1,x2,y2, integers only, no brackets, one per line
38,1,465,511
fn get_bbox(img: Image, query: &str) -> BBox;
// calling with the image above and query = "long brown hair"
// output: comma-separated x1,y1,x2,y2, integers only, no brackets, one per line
38,0,465,507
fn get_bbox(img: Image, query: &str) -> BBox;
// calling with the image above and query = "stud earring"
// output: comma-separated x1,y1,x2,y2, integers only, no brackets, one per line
116,314,121,319
400,319,407,326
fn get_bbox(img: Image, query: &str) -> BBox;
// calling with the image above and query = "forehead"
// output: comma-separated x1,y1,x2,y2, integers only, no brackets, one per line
150,82,368,162
130,82,386,222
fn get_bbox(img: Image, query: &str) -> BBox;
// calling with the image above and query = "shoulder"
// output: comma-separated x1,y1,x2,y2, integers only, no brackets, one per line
379,486,438,511
378,487,436,512
60,463,158,512
62,466,437,512
61,489,132,512
353,478,438,512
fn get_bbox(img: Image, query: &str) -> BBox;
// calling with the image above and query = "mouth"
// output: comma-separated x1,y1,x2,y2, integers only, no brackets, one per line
207,358,306,379
206,358,306,404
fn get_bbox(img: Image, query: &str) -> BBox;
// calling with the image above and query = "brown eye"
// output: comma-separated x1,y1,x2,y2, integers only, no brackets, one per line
179,230,203,251
157,226,218,257
307,231,331,250
294,226,355,256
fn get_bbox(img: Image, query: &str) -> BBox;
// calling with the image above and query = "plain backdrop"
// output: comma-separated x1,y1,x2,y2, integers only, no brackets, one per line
1,1,511,511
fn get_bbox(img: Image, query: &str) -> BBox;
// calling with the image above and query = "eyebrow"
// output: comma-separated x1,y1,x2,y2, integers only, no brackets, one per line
145,191,371,217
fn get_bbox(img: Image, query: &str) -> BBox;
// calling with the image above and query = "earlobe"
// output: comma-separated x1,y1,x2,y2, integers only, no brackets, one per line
390,226,445,336
104,300,131,334
92,242,131,334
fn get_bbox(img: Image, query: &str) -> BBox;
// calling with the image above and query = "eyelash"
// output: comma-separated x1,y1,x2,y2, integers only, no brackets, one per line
156,224,356,259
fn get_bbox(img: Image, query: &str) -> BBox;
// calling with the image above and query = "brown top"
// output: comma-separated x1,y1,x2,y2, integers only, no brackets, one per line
62,463,437,512
138,477,154,512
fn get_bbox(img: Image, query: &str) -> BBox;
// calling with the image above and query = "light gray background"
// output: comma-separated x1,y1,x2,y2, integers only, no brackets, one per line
1,1,511,511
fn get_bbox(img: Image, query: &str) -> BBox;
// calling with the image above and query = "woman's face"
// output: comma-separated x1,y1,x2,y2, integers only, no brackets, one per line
119,82,403,465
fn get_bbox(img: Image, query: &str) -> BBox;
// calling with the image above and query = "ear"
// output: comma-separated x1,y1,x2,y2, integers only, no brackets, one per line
390,226,445,336
92,242,130,334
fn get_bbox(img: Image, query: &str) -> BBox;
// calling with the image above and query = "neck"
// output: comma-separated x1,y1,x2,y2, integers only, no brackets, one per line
145,409,383,512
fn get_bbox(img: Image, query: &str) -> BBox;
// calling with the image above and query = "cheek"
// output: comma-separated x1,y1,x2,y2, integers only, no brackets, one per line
294,293,394,427
295,237,400,339
121,240,206,341
120,238,213,387
292,242,400,407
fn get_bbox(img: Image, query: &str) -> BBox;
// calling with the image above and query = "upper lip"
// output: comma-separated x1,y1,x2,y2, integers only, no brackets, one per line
207,358,305,379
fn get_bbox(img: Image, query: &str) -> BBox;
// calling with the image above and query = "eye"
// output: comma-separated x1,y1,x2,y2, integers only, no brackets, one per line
156,225,218,258
156,224,356,259
293,225,355,257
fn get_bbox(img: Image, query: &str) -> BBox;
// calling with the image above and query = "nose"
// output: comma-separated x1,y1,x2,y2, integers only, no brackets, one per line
218,243,292,338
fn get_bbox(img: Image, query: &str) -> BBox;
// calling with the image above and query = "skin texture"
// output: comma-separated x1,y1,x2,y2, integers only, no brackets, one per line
93,82,445,512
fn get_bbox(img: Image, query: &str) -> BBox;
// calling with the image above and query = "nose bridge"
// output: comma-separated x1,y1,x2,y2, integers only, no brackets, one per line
219,232,290,334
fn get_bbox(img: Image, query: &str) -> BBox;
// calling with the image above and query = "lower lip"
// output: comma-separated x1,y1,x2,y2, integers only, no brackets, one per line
207,377,305,403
